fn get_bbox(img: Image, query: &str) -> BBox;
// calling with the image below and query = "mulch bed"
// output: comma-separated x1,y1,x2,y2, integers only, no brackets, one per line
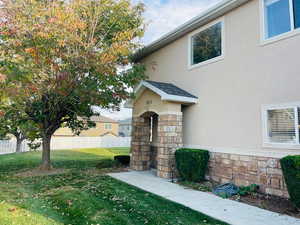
230,193,300,219
178,180,300,219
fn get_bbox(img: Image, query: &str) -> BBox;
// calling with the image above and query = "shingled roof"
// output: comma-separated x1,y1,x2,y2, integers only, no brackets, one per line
90,116,117,123
79,115,117,123
132,80,198,105
145,80,197,99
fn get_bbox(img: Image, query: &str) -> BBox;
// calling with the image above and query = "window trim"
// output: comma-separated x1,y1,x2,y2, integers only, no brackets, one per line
260,0,300,46
262,102,300,149
188,18,225,70
104,123,112,130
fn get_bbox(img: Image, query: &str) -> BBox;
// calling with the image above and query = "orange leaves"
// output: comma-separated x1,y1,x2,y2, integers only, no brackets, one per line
48,17,57,24
25,48,36,56
0,0,145,105
37,32,50,39
28,84,38,93
100,52,118,65
25,47,40,64
114,31,134,42
72,21,86,31
0,73,7,83
58,40,66,47
13,40,22,47
8,208,17,212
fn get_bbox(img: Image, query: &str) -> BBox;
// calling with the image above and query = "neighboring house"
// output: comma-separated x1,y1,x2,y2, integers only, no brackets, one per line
118,118,132,137
128,0,300,198
54,116,119,137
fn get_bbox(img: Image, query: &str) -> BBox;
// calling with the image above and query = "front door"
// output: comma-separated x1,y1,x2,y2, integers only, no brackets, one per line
150,145,158,169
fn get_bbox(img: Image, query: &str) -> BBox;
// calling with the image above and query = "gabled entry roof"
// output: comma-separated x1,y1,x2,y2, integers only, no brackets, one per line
135,80,198,104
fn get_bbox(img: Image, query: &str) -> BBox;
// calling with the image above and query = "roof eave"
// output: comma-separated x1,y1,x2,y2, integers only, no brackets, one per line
133,0,250,62
161,95,198,104
124,81,198,108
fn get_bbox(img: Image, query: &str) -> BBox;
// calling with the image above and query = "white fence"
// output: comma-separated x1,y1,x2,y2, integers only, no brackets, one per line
50,136,131,150
0,137,131,155
0,140,31,154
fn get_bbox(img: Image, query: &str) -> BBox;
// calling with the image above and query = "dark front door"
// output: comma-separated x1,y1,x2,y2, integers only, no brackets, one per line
150,145,157,169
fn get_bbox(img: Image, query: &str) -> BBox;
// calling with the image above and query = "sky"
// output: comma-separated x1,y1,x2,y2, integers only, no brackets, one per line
98,0,221,120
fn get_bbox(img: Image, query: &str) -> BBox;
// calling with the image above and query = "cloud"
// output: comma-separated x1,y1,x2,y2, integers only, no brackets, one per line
92,106,132,120
139,0,222,44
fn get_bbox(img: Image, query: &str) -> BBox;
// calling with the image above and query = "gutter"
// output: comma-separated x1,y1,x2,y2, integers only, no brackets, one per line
133,0,251,62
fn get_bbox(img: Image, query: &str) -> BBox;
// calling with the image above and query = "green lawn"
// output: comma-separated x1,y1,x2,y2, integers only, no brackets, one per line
0,148,227,225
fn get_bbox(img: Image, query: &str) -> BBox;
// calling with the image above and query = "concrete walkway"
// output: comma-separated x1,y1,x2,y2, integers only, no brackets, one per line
109,171,300,225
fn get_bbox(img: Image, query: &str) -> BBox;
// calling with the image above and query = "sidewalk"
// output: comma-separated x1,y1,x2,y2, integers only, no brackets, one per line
109,171,300,225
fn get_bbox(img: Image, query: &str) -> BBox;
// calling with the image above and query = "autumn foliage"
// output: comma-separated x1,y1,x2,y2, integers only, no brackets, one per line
0,0,145,169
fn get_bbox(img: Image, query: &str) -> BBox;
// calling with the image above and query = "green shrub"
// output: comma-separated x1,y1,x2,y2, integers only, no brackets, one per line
280,155,300,208
96,159,118,169
114,155,130,166
175,148,209,182
238,184,259,196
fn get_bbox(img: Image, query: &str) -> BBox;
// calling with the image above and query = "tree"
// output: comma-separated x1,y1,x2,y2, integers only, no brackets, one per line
0,103,40,153
0,0,145,169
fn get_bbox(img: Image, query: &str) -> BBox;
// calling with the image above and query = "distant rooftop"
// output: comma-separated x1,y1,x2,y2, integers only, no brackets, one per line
119,118,132,124
89,115,117,123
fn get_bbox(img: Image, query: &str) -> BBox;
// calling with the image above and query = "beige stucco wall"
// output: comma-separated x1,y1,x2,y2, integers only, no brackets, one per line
54,122,119,137
133,89,181,117
139,0,300,156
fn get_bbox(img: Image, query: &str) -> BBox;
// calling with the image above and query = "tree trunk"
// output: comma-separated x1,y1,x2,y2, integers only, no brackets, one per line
40,135,52,170
15,137,23,153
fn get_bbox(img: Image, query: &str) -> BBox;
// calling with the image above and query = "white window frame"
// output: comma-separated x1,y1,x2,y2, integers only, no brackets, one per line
104,123,112,130
188,18,225,70
260,0,300,45
262,102,300,149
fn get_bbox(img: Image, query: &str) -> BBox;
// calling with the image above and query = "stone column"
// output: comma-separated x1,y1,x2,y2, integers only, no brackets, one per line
130,116,151,170
157,114,183,178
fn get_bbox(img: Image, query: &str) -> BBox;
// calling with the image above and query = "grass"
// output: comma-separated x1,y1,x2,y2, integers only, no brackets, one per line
0,148,227,225
0,148,128,173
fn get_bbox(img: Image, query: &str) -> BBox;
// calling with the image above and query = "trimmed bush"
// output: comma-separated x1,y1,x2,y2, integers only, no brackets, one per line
96,159,118,169
175,148,209,182
114,155,130,166
280,155,300,208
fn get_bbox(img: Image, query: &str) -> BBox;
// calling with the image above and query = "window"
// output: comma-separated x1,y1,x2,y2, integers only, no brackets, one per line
263,0,300,39
104,123,112,130
263,104,300,147
190,21,223,67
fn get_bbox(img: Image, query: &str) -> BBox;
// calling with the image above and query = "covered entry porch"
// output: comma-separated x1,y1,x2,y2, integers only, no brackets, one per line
129,80,198,178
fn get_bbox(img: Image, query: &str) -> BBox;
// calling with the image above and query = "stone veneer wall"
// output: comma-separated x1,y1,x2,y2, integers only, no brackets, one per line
157,114,183,178
131,114,183,179
208,152,289,198
131,117,151,171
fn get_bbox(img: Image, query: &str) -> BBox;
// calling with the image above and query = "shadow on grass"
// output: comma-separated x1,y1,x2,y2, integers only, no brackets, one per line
0,148,227,225
0,172,228,225
0,148,129,174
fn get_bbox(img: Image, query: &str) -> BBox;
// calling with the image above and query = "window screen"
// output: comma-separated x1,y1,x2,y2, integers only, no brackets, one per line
267,108,297,143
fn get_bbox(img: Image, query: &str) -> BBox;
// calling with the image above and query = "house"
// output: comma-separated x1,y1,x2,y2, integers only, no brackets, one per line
128,0,300,198
118,118,132,137
54,116,119,137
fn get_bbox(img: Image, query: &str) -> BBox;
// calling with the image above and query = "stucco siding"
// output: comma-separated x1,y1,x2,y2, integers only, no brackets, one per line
54,122,119,137
79,122,119,137
140,0,300,155
133,89,181,117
